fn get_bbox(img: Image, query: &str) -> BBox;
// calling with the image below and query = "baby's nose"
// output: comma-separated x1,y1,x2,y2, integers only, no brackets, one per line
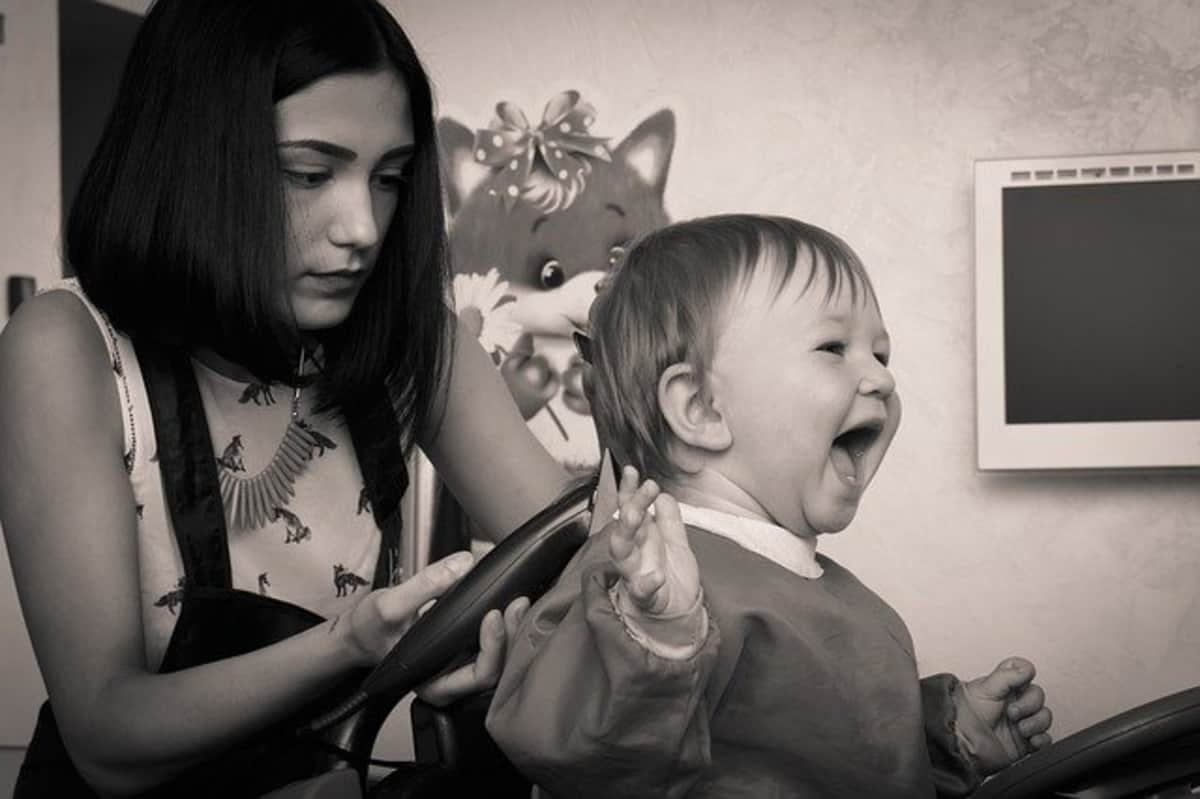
859,363,896,397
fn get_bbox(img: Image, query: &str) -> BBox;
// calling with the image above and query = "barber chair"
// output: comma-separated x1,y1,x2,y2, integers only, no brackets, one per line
276,459,1200,798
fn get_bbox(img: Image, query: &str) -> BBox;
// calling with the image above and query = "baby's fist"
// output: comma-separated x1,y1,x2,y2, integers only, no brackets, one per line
959,657,1054,775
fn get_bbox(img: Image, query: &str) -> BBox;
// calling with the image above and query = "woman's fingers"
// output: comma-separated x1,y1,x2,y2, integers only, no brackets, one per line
374,551,474,622
503,595,530,641
473,608,506,682
416,608,504,707
463,596,527,686
415,594,532,707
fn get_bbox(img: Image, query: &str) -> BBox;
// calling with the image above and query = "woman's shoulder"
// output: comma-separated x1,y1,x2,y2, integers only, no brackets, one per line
0,285,124,437
2,283,109,363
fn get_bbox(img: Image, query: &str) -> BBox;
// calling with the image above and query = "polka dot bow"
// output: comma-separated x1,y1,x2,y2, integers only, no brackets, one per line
472,90,612,212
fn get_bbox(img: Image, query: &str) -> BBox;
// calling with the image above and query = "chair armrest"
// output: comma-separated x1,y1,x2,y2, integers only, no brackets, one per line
365,693,529,798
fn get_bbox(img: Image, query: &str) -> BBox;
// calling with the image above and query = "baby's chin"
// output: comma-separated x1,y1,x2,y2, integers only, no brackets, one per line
770,511,826,539
788,502,860,537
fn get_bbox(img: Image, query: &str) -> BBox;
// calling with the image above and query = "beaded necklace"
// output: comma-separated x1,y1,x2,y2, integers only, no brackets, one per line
216,349,325,531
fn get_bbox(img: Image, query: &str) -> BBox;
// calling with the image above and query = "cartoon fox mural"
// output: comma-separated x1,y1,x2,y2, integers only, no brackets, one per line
430,92,675,552
439,93,675,470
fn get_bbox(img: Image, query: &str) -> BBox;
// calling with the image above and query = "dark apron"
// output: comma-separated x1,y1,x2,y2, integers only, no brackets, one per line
15,341,407,798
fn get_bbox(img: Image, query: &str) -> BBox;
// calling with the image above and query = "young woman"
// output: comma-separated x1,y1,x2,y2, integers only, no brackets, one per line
0,1,568,795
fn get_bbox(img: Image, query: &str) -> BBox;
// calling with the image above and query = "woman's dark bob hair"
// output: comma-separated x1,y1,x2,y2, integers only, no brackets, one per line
69,0,452,447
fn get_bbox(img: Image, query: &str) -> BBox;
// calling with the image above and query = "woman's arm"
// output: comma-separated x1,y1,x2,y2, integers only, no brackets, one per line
420,317,572,542
0,293,475,796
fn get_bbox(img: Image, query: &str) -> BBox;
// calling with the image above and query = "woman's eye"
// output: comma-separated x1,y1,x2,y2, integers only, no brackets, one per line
818,342,846,356
282,169,328,189
374,171,408,192
540,259,564,289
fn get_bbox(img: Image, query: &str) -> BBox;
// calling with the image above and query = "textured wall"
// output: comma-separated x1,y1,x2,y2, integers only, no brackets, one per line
391,0,1200,739
0,0,61,307
0,0,60,746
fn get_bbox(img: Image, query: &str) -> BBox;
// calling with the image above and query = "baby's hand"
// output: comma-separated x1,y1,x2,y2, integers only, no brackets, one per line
957,657,1054,775
608,466,700,617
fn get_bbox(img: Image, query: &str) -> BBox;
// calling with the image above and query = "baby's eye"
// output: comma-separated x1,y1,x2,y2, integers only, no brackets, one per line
875,351,891,367
282,169,329,189
818,341,846,356
540,259,565,289
607,244,627,268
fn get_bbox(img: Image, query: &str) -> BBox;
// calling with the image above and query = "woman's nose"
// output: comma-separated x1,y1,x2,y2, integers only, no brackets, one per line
328,182,380,250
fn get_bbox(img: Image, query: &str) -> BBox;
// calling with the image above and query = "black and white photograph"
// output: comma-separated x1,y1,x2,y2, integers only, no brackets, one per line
0,1,1197,796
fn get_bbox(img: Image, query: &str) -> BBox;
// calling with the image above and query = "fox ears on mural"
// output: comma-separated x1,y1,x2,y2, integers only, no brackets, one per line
438,96,676,218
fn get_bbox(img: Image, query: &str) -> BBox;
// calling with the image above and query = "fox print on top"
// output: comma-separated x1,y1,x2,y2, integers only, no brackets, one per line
48,280,388,670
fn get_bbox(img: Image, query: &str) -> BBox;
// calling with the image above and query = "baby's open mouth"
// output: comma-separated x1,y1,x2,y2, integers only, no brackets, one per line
829,422,883,486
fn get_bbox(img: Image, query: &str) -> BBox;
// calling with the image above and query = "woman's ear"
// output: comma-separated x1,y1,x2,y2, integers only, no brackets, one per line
658,362,733,457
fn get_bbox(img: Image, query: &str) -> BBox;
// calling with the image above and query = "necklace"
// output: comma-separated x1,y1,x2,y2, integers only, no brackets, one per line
216,349,324,531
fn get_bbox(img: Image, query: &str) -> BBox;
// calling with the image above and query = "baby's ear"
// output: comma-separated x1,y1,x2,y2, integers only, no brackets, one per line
659,363,732,460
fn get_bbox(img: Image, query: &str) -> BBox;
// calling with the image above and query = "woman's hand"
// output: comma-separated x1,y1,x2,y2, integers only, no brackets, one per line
341,552,477,666
340,551,531,706
416,595,530,707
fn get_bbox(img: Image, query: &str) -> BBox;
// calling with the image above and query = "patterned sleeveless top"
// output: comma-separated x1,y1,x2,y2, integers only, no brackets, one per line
49,280,393,670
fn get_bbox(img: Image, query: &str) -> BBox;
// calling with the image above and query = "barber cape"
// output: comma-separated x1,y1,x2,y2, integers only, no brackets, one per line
487,510,978,798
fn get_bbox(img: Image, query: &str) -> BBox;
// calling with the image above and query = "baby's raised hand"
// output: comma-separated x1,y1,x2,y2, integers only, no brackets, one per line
608,466,700,617
957,657,1054,775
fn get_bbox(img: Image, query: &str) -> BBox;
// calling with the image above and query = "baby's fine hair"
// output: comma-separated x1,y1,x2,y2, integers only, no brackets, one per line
588,213,875,484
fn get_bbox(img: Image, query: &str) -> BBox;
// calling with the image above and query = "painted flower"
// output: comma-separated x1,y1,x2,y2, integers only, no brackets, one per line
453,268,521,357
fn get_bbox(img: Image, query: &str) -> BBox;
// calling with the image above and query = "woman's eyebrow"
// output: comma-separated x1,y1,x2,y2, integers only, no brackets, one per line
379,144,416,162
276,141,415,162
278,140,357,160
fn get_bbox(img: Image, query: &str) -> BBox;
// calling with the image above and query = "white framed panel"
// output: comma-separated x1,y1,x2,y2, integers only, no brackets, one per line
974,151,1200,471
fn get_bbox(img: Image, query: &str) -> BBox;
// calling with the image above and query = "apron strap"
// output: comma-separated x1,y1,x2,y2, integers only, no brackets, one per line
346,388,408,590
137,338,407,592
134,339,233,589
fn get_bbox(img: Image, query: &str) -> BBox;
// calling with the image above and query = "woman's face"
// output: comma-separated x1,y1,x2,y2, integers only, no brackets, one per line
275,69,415,331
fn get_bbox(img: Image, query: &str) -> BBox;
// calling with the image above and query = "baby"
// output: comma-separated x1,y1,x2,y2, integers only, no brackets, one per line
487,214,1052,797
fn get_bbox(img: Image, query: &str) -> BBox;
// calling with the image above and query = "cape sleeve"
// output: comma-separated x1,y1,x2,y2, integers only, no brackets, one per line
486,533,720,799
921,673,984,798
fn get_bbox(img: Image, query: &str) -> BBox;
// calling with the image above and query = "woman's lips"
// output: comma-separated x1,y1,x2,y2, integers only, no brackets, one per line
302,271,365,296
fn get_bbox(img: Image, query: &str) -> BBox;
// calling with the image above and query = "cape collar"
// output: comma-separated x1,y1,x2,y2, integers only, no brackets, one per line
677,502,824,580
